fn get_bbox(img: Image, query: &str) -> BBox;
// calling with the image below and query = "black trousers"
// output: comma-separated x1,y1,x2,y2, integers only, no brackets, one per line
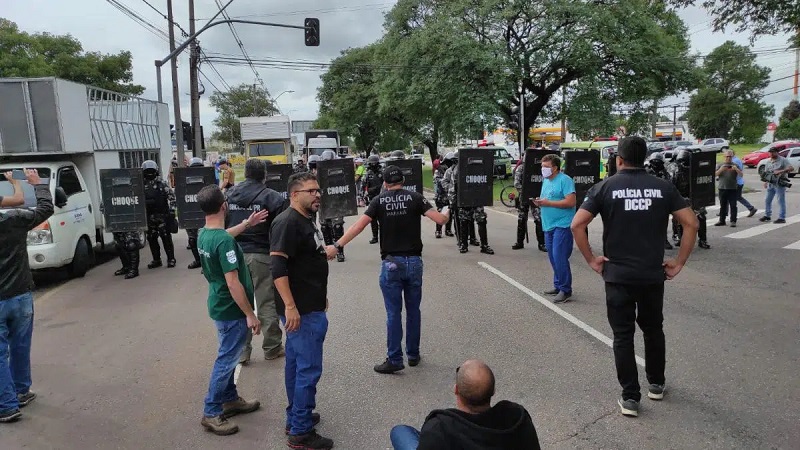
605,282,666,402
718,188,738,223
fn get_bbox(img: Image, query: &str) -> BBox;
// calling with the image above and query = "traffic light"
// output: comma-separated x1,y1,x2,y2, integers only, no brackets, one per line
181,121,193,150
304,18,320,46
508,106,520,131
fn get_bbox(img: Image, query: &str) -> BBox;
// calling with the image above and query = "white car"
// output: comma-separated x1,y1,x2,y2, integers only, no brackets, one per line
699,138,730,153
756,147,800,178
409,153,426,165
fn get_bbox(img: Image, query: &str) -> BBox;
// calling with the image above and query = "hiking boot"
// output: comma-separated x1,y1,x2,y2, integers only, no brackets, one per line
618,398,639,417
265,347,286,360
647,384,665,400
369,237,378,244
124,270,139,280
553,291,572,304
480,245,494,255
543,288,559,296
285,412,321,435
221,396,260,419
408,356,421,367
0,409,22,423
17,392,36,408
374,358,405,374
201,415,239,435
114,267,128,276
188,260,201,270
774,218,786,224
167,258,177,268
287,430,334,449
148,260,162,269
698,240,711,249
759,216,771,222
747,208,757,218
512,242,524,250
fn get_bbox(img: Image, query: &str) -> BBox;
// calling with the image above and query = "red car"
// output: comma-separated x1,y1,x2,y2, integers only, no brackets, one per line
742,141,800,167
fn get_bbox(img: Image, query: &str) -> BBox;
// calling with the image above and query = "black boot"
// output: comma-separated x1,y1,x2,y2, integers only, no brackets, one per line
478,223,494,255
162,233,176,268
435,224,442,239
458,220,470,253
147,233,161,267
115,249,130,276
469,222,479,246
698,240,711,249
125,251,140,279
188,260,201,269
512,223,526,250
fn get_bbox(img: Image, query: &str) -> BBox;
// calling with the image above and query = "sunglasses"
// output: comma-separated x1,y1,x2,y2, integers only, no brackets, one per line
296,188,322,195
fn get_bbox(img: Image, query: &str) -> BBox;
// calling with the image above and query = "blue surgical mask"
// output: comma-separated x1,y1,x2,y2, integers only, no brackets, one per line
541,167,553,178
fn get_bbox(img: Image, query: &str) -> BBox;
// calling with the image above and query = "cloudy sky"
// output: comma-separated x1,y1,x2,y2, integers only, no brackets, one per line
4,0,798,136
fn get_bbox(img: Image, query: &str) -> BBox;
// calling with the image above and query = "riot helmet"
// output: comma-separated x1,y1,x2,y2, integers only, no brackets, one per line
675,149,692,168
307,154,321,170
142,160,159,180
389,150,405,160
188,157,204,167
443,152,457,167
321,150,337,161
367,154,381,168
263,159,274,166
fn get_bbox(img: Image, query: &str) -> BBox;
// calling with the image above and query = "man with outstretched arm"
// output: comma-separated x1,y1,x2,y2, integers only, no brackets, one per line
570,136,698,418
195,185,268,436
0,172,25,207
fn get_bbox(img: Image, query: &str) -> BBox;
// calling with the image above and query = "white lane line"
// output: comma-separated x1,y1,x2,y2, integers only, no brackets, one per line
783,239,800,250
234,363,242,384
725,214,800,239
478,262,645,367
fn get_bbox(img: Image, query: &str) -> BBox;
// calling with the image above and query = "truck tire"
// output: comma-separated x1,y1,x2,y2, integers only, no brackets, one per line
68,238,92,278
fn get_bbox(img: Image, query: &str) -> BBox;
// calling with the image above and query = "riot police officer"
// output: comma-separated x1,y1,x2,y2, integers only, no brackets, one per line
388,150,406,161
442,153,494,255
113,231,142,279
319,150,346,262
186,157,205,269
307,154,320,173
434,152,455,238
142,160,178,268
667,150,710,249
363,154,384,243
645,152,674,250
512,154,546,252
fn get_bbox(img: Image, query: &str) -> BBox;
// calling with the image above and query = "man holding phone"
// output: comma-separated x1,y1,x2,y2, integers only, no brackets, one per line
714,151,742,227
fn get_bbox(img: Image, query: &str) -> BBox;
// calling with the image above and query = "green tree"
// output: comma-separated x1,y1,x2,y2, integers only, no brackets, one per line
667,0,800,44
209,84,277,145
0,18,144,95
775,100,800,140
685,41,772,141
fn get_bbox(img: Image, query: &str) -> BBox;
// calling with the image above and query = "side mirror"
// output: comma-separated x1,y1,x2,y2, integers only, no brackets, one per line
55,187,68,208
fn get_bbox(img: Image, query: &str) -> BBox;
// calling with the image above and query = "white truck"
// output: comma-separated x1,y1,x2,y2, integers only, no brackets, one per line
0,77,172,277
304,130,340,158
239,115,293,164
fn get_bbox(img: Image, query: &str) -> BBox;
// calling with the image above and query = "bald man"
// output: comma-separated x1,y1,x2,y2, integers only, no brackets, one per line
389,360,540,450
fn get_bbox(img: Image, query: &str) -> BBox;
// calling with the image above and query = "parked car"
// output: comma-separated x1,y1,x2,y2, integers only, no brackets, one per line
663,140,694,151
647,141,666,157
756,146,800,178
742,141,800,167
699,138,730,153
409,153,426,165
661,150,676,161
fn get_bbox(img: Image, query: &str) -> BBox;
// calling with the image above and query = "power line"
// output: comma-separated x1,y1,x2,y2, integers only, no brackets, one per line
198,2,393,20
106,0,170,43
213,0,266,90
139,0,190,37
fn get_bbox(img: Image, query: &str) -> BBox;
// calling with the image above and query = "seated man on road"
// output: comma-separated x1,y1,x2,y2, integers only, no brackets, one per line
389,359,541,450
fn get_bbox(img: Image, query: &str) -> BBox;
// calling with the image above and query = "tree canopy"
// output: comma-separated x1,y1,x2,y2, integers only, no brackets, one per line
775,100,800,140
668,0,800,44
0,18,144,95
209,84,278,144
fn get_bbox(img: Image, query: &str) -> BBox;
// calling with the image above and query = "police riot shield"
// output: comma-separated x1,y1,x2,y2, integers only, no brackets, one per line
174,167,216,229
391,158,423,194
265,164,293,201
690,151,716,209
317,158,358,220
457,148,494,207
606,154,618,178
521,149,560,202
564,150,601,205
100,169,147,232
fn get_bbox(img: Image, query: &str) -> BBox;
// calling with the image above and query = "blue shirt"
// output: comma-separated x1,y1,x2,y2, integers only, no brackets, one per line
732,157,745,186
540,172,576,231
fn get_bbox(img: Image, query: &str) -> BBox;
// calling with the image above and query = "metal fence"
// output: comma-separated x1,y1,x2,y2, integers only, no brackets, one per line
87,86,162,152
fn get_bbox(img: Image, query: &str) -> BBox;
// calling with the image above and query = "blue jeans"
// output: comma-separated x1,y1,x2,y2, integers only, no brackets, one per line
390,425,420,449
0,292,34,414
379,256,423,365
203,318,248,417
765,184,787,220
282,311,328,436
545,227,573,294
736,185,754,211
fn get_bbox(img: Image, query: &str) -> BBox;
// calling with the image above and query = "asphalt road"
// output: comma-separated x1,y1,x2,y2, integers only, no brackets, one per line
5,174,799,450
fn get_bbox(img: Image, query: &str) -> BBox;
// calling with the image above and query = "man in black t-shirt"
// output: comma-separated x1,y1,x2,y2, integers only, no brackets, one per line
570,137,699,418
270,172,336,450
332,166,449,374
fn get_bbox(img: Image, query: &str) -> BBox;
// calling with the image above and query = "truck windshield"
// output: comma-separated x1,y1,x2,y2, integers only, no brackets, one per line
250,142,285,157
0,168,51,209
308,148,335,157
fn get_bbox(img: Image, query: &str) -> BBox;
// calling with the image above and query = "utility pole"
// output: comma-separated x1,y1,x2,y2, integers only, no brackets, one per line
189,0,202,158
651,101,658,139
672,105,677,141
560,87,567,143
167,0,184,167
794,29,799,100
519,88,526,152
252,83,258,116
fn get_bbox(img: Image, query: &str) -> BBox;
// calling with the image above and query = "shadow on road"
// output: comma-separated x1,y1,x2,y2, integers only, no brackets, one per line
33,250,117,293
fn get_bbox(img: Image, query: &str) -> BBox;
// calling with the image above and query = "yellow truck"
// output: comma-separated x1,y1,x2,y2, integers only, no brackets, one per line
239,115,294,164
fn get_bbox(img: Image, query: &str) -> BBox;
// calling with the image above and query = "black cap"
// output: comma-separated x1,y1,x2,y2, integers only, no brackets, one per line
617,136,647,166
383,165,404,184
768,147,779,153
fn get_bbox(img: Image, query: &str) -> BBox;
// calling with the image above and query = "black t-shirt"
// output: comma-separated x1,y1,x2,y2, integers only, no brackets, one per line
364,189,433,260
581,168,688,285
269,208,329,315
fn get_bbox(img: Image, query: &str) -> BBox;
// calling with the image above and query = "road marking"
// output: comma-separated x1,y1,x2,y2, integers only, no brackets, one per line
234,363,242,384
478,262,645,367
724,214,800,239
783,239,800,250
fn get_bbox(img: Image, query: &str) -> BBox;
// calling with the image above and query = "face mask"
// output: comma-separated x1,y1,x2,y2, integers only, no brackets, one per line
541,167,553,178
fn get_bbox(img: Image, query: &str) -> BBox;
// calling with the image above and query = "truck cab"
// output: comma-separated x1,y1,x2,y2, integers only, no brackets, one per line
239,115,293,164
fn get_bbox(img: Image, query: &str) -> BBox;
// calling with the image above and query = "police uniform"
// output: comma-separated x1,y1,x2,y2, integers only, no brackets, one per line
667,151,710,249
363,156,384,243
433,160,454,238
645,154,675,250
186,158,205,269
113,231,142,279
512,161,546,252
142,161,178,268
442,162,494,254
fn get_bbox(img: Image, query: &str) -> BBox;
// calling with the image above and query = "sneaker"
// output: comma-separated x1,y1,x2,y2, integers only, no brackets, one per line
0,409,22,423
469,239,480,247
265,347,286,360
537,244,547,252
774,218,786,224
285,412,321,435
17,392,36,408
374,358,405,374
647,384,665,400
511,242,524,250
445,230,454,237
167,259,177,268
730,222,737,228
188,260,201,270
221,396,260,419
759,216,771,222
543,288,559,295
480,245,494,255
287,430,334,449
201,415,239,435
713,221,726,226
435,231,442,239
698,240,711,249
369,237,378,244
408,356,421,367
553,291,572,304
617,398,639,417
147,260,162,269
747,208,757,218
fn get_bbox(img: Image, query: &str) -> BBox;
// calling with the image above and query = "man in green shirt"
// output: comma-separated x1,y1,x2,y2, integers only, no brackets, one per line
196,185,268,436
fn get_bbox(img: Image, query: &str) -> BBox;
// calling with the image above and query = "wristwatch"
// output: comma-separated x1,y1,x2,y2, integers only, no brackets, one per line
242,219,251,229
334,241,343,250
